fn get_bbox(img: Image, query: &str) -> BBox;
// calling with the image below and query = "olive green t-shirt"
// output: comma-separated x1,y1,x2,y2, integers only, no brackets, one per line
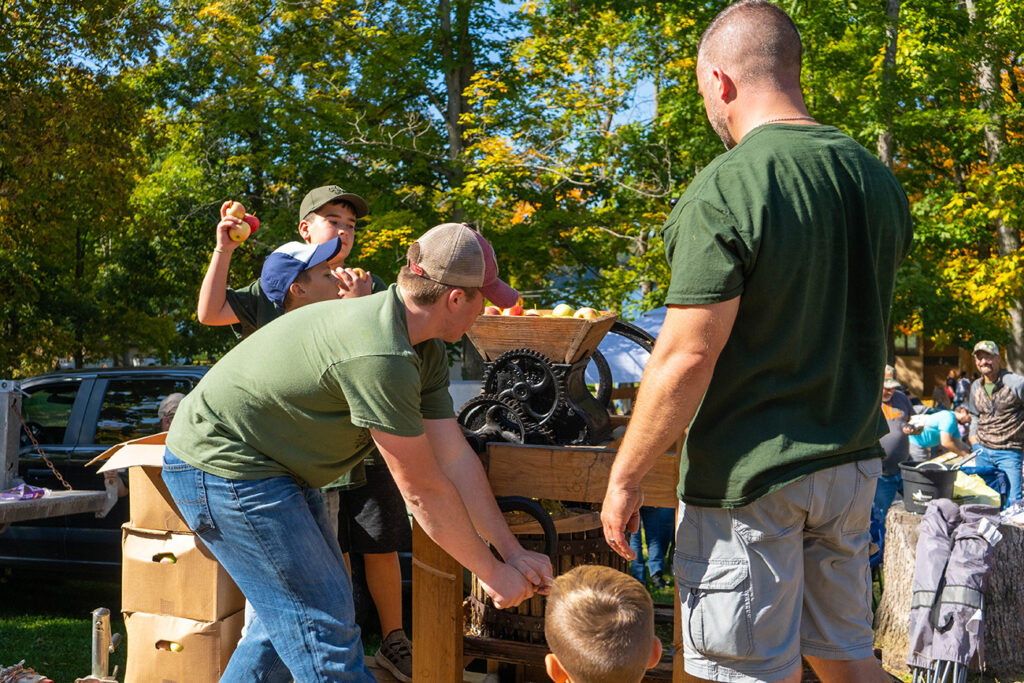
167,285,454,489
663,124,913,508
226,273,390,489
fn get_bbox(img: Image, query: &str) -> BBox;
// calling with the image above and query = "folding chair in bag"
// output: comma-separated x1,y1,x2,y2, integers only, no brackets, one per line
907,500,1003,683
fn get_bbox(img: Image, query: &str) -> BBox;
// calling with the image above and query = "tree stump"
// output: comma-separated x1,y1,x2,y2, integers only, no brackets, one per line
873,502,1024,677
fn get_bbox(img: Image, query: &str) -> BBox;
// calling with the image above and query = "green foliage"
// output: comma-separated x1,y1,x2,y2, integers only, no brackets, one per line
1,0,1022,373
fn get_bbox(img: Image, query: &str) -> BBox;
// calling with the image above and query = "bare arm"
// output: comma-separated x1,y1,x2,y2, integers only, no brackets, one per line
939,430,971,458
423,418,552,588
371,428,544,608
601,299,740,559
197,202,244,326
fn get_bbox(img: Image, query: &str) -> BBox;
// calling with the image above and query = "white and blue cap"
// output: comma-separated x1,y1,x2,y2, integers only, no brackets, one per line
261,237,343,307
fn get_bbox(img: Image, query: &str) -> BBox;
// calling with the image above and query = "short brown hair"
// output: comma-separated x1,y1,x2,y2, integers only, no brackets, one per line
544,565,655,683
397,242,480,305
698,0,802,90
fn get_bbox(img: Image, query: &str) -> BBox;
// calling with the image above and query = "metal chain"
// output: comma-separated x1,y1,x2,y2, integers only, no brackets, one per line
16,411,73,492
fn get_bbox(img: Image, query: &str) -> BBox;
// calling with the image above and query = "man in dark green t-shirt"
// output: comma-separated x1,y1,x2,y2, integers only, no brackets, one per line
164,223,553,681
602,3,912,683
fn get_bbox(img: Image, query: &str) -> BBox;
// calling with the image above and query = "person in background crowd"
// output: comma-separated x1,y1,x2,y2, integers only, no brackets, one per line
877,366,914,513
906,406,972,462
966,340,1024,505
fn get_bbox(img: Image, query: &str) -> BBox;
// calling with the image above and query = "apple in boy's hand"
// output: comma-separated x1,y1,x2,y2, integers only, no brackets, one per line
573,307,600,320
224,201,246,220
502,305,524,316
484,305,502,315
350,267,368,280
243,214,260,234
552,303,575,317
228,222,251,242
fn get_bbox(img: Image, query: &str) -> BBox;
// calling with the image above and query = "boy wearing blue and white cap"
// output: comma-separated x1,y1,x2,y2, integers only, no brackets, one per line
260,238,346,312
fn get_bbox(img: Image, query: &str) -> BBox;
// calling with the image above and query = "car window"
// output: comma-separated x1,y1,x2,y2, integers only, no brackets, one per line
21,380,84,446
94,378,197,445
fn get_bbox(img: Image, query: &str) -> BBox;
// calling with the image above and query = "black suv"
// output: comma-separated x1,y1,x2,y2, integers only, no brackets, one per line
0,366,208,573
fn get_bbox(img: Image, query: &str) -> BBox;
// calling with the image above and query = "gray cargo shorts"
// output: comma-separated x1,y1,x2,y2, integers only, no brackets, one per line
674,458,881,683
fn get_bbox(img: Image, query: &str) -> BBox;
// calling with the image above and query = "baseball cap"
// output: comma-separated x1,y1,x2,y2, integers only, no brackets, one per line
299,185,369,220
408,223,519,308
973,340,999,356
261,237,343,307
882,364,900,389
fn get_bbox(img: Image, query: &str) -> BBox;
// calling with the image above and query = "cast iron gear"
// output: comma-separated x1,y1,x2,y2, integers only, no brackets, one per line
482,348,565,428
457,394,529,446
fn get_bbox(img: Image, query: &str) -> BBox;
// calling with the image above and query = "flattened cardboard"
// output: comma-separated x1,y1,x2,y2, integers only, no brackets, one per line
124,609,243,683
122,526,244,622
87,432,191,533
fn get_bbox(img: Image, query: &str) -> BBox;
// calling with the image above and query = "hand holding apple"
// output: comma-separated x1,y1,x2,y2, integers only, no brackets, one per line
222,201,260,242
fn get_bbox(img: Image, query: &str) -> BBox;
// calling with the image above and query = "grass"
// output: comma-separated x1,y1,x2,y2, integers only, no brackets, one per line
0,568,127,682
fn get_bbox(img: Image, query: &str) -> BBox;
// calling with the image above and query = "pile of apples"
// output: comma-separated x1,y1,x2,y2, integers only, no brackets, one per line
224,201,261,242
483,303,602,320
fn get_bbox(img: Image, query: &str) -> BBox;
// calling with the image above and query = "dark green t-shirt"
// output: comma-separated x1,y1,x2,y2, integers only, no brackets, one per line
167,285,455,489
663,124,913,507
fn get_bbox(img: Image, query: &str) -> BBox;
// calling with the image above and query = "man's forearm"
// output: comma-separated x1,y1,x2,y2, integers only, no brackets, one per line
425,420,523,559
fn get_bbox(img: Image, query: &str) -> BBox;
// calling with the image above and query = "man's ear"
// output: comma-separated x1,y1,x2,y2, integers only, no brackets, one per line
297,220,312,243
544,653,570,683
647,637,663,669
712,67,736,104
288,281,306,301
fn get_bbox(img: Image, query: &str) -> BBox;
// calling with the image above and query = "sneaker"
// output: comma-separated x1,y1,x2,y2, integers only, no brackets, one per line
650,573,667,590
375,629,413,682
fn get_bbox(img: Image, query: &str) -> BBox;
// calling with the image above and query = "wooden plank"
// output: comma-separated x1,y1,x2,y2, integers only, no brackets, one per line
412,521,463,682
484,443,679,509
505,511,601,535
0,490,109,524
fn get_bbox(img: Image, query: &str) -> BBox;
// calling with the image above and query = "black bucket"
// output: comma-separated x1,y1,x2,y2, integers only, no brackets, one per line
899,462,957,514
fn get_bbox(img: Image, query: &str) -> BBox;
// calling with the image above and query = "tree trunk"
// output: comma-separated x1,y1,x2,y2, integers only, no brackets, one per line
873,503,1024,676
876,0,900,167
963,0,1023,373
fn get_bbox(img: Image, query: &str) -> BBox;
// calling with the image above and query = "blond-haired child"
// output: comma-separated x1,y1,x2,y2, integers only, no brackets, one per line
544,565,662,683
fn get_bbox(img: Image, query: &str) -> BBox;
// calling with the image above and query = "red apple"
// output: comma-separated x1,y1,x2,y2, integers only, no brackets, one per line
243,214,260,235
573,307,600,320
484,306,502,315
502,305,525,316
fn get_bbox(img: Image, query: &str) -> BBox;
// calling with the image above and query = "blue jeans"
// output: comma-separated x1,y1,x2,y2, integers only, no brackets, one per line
872,472,903,515
972,445,1024,506
628,506,675,582
161,449,373,682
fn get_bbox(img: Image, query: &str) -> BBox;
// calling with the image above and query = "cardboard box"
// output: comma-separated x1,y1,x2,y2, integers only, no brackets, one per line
87,432,192,533
122,525,245,622
124,609,243,683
